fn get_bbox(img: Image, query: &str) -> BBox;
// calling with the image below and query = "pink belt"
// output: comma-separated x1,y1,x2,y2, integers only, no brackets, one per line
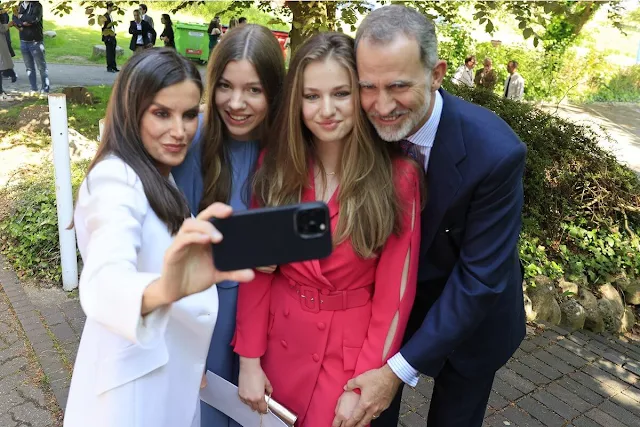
280,278,373,313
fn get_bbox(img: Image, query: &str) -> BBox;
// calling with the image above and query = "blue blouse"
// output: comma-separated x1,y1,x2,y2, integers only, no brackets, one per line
172,118,260,288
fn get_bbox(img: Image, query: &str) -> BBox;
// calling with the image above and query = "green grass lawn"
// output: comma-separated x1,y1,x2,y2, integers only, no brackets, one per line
67,85,113,137
0,85,112,139
9,22,133,65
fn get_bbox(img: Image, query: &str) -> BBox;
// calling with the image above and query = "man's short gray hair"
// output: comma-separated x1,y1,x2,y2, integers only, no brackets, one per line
355,5,438,69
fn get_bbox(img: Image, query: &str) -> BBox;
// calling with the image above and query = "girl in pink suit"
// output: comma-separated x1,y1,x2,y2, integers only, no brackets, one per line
233,32,421,426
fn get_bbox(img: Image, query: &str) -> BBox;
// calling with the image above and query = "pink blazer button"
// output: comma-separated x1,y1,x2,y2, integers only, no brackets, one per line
317,322,325,330
281,340,288,349
312,353,320,362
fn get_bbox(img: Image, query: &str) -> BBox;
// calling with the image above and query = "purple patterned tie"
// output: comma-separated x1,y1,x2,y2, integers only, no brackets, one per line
399,139,425,166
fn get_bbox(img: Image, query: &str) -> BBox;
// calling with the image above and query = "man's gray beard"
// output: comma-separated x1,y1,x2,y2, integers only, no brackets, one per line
370,92,431,143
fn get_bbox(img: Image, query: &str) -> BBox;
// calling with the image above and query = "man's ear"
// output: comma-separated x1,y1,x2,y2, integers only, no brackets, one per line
430,60,448,92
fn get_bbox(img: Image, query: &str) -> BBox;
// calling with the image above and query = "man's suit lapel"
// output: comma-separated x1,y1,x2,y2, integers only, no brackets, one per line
421,90,466,253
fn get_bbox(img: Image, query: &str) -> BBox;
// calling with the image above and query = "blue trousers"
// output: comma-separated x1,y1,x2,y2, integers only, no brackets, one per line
20,40,49,92
201,285,242,427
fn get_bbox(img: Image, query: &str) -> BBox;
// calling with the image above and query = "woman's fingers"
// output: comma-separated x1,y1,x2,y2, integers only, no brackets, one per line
200,373,207,389
257,395,269,414
255,265,277,274
215,269,255,284
179,218,221,242
265,376,273,396
196,202,233,222
167,231,211,257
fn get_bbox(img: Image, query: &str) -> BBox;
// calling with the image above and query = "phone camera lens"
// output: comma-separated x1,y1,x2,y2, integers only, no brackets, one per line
296,207,327,237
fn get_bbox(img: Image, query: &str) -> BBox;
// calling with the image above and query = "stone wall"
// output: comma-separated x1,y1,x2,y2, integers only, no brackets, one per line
525,274,639,334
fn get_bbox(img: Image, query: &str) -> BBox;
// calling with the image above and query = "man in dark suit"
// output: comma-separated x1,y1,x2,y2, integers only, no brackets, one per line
344,5,527,427
129,9,155,53
99,2,118,72
138,4,155,45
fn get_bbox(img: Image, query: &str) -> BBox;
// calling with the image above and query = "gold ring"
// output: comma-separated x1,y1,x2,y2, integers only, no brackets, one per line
372,415,379,419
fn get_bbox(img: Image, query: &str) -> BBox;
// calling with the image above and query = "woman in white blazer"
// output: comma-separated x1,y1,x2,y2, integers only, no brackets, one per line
63,48,254,427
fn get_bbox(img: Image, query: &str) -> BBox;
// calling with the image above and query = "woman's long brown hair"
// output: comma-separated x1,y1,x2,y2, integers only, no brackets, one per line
85,48,202,234
253,32,401,258
199,24,285,211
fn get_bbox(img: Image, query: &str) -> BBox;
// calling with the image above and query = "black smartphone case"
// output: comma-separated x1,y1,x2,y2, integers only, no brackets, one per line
210,202,333,271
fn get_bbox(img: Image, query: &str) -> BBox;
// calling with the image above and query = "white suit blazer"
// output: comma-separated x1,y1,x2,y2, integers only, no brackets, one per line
64,156,219,427
504,72,525,101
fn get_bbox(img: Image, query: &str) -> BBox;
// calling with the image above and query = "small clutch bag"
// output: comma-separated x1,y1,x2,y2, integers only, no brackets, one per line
265,395,297,426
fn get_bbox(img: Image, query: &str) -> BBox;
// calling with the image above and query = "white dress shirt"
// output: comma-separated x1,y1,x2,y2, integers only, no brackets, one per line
386,90,444,387
136,22,143,45
504,72,525,101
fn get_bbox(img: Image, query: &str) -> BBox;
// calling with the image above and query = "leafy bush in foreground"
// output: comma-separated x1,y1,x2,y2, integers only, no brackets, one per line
0,161,88,286
445,82,640,285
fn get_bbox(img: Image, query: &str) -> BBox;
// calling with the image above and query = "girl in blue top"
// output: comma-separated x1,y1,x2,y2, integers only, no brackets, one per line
172,24,285,427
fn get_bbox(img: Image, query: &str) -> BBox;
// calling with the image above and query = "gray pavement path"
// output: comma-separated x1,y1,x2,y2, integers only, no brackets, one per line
3,61,206,94
539,102,640,176
0,268,62,426
2,251,640,427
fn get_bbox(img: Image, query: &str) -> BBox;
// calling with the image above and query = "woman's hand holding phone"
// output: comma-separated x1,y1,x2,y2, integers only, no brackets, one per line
142,203,255,314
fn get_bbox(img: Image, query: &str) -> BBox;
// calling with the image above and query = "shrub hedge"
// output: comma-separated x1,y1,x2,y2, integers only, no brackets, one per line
0,161,88,286
444,82,640,285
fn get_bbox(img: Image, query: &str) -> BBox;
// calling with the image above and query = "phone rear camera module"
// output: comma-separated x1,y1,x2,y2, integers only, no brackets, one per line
295,207,328,238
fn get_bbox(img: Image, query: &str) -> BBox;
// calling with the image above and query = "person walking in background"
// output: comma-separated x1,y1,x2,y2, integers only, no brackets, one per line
474,57,497,90
129,9,155,53
99,2,118,73
172,24,285,427
347,5,527,426
14,0,49,94
0,18,16,99
207,16,221,56
238,17,247,25
452,55,475,87
0,6,15,61
227,17,238,32
234,31,421,426
504,60,525,101
160,14,174,48
139,4,155,45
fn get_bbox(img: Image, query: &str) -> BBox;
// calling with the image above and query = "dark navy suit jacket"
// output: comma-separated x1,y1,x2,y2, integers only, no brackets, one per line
400,89,527,378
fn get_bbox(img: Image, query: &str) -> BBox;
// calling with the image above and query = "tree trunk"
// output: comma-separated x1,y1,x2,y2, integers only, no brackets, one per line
572,2,600,36
327,3,336,31
286,1,336,54
286,1,306,55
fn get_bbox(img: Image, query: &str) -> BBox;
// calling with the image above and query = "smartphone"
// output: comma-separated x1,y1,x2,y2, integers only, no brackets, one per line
211,201,333,271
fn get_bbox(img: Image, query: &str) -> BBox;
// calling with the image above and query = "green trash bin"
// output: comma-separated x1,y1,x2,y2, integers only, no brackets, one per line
175,22,209,63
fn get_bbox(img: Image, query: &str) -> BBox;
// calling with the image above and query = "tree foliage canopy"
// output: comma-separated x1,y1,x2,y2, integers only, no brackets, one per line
6,0,628,52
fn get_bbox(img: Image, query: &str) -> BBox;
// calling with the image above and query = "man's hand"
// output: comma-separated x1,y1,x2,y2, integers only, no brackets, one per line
343,365,403,427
